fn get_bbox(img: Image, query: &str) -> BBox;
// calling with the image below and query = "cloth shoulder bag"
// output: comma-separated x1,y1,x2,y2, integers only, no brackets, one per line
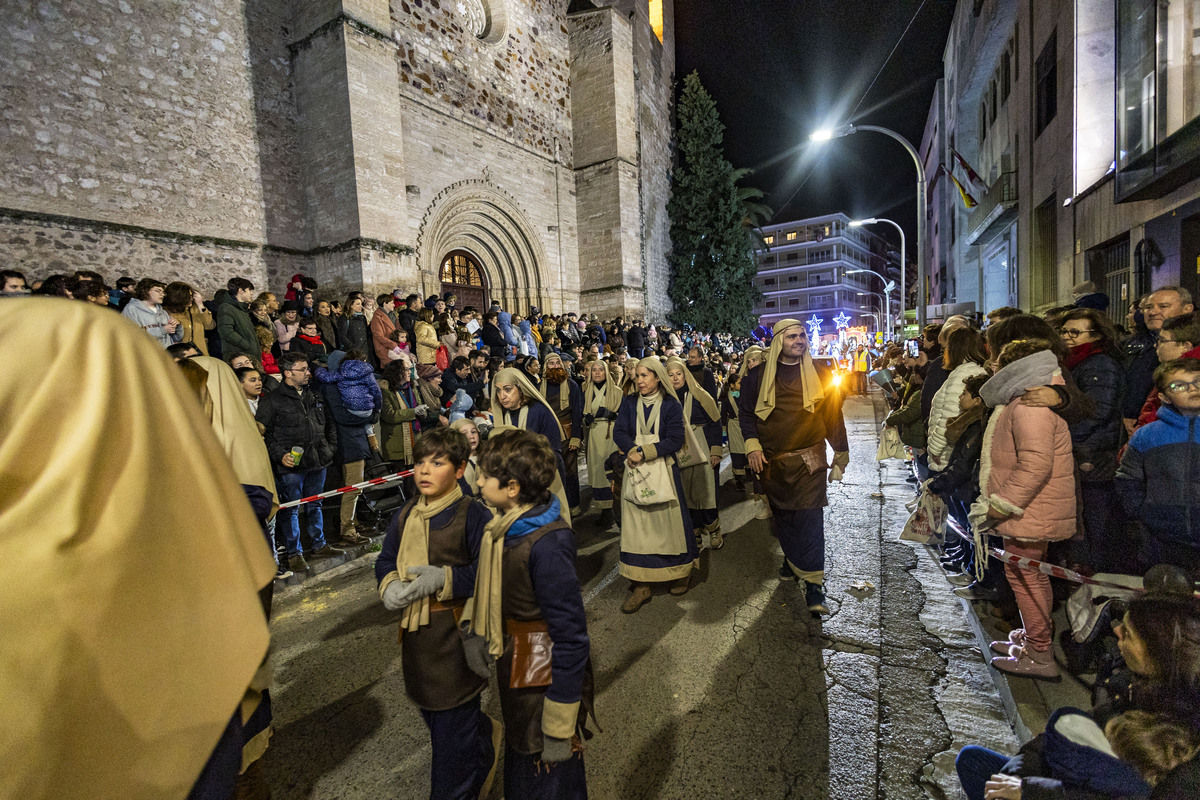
899,486,947,545
623,398,677,507
876,425,905,461
674,395,711,470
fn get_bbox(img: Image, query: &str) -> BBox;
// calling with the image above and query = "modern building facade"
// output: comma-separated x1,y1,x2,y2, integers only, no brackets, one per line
752,213,899,342
928,0,1200,321
0,0,677,321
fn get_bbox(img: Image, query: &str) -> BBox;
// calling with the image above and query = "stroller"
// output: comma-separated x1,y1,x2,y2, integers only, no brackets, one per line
353,457,411,533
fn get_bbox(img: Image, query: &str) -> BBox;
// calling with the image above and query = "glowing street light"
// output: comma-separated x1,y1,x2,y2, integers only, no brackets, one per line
811,123,928,327
847,266,893,336
849,217,905,336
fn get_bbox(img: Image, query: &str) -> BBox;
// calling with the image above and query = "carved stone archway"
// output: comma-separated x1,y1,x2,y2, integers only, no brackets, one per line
417,179,551,313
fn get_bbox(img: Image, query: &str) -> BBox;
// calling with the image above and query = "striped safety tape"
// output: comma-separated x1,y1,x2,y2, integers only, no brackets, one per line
277,469,414,509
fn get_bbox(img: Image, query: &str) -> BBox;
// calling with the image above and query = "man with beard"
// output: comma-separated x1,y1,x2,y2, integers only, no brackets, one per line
542,352,585,516
738,319,848,616
686,346,720,398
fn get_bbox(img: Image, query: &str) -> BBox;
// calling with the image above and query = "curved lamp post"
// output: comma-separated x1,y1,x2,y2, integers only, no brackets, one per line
812,123,927,327
849,217,905,337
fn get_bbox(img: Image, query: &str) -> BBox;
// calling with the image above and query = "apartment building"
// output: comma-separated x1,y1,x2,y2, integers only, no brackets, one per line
752,213,898,340
929,0,1200,320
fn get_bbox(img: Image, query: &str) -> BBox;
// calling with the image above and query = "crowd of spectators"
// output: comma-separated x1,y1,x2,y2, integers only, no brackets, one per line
872,281,1200,798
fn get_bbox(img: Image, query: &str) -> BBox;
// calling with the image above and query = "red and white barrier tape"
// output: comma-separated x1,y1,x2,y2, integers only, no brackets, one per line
278,469,413,509
944,519,1153,595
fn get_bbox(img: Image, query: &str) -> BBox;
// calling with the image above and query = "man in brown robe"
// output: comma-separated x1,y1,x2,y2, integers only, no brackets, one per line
738,319,849,615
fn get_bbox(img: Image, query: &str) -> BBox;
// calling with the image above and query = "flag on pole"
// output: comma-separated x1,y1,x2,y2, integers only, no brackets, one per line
949,146,985,192
940,164,978,209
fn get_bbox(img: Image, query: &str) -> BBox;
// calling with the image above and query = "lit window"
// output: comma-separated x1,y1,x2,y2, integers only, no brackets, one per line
764,235,774,244
786,232,797,241
649,0,664,43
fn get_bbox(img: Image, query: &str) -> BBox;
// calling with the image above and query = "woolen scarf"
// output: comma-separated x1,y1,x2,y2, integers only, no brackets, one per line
464,501,537,657
396,487,463,633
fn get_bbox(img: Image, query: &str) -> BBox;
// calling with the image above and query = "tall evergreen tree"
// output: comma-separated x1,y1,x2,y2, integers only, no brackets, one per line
667,72,762,333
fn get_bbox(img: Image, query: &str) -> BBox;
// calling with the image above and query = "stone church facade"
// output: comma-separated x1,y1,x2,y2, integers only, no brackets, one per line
0,0,676,320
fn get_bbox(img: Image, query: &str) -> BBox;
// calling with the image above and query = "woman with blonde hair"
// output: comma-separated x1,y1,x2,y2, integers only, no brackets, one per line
612,357,699,612
583,358,624,528
665,357,724,549
414,307,440,365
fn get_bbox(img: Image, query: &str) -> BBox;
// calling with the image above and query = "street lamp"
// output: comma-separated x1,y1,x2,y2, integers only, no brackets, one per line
847,268,893,336
849,217,905,336
856,292,884,333
811,123,927,327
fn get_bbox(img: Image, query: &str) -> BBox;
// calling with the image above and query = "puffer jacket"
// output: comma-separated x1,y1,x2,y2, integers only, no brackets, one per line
255,383,337,471
1066,347,1126,475
927,361,988,471
414,320,439,365
1116,405,1200,546
981,352,1076,541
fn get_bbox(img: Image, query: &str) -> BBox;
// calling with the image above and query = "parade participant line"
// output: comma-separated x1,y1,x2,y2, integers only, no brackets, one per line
277,469,414,509
944,519,1200,598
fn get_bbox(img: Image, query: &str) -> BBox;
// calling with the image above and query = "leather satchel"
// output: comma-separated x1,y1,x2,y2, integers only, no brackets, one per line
507,619,553,689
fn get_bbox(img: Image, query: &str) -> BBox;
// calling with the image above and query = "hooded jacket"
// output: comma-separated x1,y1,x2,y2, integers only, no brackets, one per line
980,350,1076,541
216,294,257,358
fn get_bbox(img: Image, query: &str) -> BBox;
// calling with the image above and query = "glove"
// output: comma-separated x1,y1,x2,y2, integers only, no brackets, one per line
396,564,445,603
828,451,850,483
582,413,595,428
461,632,494,679
382,580,414,611
540,735,573,764
414,404,430,416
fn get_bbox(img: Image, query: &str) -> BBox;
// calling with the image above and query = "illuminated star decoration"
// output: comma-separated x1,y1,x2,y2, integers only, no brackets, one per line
833,312,852,329
806,315,823,338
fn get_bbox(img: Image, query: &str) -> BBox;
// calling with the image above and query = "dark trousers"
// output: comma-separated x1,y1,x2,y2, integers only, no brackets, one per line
187,708,242,800
420,695,495,800
773,507,825,578
504,744,588,800
1080,480,1132,573
954,745,1008,800
563,447,581,509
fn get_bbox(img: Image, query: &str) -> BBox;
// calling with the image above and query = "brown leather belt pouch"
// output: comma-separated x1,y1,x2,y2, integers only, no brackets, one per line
505,619,553,689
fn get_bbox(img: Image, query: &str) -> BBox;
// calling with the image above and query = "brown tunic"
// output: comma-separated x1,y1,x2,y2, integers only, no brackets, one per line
397,497,488,711
756,364,848,510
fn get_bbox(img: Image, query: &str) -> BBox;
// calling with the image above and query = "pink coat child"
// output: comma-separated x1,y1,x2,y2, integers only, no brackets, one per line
977,348,1076,679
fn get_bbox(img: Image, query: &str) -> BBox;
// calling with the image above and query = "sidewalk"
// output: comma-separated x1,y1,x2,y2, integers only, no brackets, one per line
869,391,1091,744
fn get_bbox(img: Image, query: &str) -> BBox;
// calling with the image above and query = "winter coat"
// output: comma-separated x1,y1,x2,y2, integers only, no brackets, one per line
369,308,399,364
122,298,183,348
319,381,376,465
927,361,988,471
926,407,984,504
920,345,946,421
379,379,422,465
216,295,257,358
274,318,299,352
167,305,215,356
627,325,646,351
1066,348,1126,477
315,357,382,415
255,383,337,472
336,313,371,358
885,383,927,449
481,322,508,355
498,311,521,356
1123,339,1159,420
441,367,485,406
1116,405,1200,547
519,319,537,357
315,313,339,351
981,351,1076,542
414,320,439,365
292,334,328,365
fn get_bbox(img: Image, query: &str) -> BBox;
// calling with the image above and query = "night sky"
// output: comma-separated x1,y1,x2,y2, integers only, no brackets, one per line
674,0,957,248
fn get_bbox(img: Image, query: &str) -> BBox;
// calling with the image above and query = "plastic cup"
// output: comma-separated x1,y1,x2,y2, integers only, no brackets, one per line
289,445,304,465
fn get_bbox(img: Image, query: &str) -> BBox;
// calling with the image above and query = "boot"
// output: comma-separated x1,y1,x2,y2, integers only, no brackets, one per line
669,576,690,596
339,523,369,546
991,647,1060,680
596,507,615,530
754,493,773,520
621,583,652,614
706,520,724,550
733,476,746,493
778,558,793,581
805,582,830,616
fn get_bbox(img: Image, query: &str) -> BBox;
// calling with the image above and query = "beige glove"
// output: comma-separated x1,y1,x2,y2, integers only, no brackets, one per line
828,451,850,483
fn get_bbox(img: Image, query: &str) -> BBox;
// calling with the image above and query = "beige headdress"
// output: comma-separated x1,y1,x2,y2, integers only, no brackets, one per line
755,318,824,419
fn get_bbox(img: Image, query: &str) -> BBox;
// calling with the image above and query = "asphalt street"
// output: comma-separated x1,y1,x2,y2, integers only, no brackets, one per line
262,394,1017,799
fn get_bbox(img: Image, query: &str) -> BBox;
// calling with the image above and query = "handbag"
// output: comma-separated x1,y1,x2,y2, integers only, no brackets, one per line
507,620,553,689
899,487,947,545
624,457,676,506
434,344,450,370
674,423,709,469
876,426,905,461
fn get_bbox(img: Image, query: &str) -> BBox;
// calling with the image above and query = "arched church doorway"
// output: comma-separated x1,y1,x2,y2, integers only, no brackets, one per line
439,250,489,311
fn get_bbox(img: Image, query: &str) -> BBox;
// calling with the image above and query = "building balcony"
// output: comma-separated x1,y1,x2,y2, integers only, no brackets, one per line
965,171,1018,245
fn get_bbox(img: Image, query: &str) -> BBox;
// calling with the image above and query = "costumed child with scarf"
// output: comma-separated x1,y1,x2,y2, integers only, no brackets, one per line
375,427,501,800
461,429,595,799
